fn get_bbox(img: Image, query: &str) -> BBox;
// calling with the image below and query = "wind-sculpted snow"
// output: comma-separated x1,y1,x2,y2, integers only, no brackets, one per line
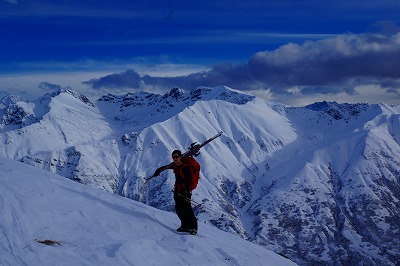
0,86,399,265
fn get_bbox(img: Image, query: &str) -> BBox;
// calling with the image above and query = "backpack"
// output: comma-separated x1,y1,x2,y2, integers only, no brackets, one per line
182,157,200,191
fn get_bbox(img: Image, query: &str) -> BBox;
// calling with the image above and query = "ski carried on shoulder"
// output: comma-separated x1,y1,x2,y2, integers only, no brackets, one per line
144,131,223,184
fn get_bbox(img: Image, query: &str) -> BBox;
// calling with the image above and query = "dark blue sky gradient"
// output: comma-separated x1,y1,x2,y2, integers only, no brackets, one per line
2,0,399,65
1,0,400,104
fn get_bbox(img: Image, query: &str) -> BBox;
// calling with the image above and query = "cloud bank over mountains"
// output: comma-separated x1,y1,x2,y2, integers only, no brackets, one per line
84,32,400,105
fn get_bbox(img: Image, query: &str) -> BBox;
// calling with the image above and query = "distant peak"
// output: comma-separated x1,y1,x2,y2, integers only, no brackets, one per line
42,88,95,107
163,87,186,99
305,101,339,111
0,94,26,106
305,101,370,120
190,86,256,104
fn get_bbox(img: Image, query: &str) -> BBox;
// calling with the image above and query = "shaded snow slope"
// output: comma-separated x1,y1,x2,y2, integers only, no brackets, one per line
0,156,296,266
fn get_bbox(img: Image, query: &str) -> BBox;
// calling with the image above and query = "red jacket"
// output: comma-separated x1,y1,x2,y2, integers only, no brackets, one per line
173,162,192,192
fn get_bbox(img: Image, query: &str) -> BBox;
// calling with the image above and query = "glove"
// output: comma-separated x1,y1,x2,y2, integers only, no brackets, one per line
189,142,201,156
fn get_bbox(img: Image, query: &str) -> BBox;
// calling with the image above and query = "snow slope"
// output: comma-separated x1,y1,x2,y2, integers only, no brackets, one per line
0,156,296,266
0,87,399,265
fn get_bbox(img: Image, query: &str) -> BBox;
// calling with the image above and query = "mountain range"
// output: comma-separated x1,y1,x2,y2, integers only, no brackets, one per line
1,86,399,265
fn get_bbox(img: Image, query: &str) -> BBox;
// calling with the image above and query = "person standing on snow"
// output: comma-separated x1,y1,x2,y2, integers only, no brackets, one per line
152,149,198,235
147,133,223,236
170,149,198,235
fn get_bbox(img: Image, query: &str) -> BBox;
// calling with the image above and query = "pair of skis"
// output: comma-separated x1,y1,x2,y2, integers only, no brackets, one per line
144,131,223,184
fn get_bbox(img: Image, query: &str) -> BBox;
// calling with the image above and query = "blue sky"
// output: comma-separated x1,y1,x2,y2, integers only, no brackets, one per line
1,0,400,105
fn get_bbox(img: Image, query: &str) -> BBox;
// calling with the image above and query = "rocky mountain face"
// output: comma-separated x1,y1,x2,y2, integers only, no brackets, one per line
0,87,399,266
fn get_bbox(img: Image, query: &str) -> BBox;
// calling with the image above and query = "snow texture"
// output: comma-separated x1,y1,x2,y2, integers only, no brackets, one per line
0,156,296,266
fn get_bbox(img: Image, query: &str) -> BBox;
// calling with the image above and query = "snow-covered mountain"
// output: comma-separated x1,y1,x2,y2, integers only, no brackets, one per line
0,156,296,266
0,86,399,265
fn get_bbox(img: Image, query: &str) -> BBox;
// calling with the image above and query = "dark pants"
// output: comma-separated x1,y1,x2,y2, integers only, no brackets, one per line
174,191,198,230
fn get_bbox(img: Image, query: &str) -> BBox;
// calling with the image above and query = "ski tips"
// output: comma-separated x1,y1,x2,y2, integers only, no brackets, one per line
213,131,223,138
143,176,152,185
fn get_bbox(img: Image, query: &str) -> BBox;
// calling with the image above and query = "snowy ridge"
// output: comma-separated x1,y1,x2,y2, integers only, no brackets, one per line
0,86,399,265
97,85,255,132
0,89,94,131
0,156,296,266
